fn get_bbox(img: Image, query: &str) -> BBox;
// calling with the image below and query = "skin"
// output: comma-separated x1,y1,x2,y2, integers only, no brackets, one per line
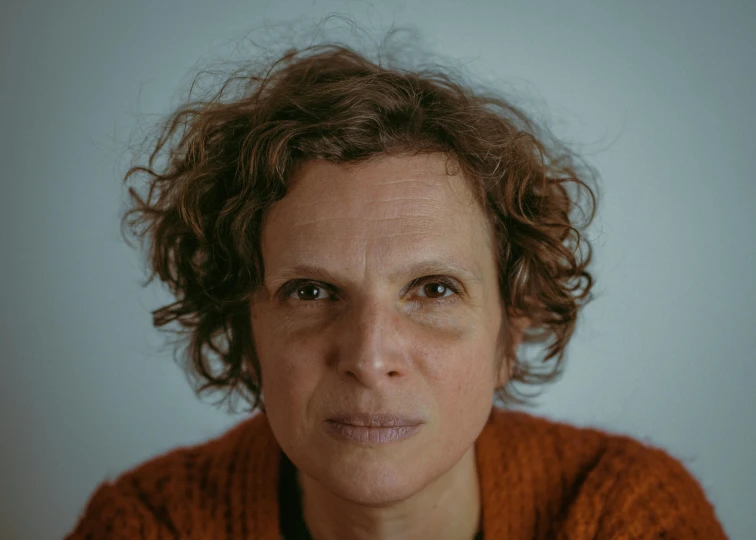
250,153,524,540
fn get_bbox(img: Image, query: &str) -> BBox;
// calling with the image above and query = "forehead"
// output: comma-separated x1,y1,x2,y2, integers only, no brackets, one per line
260,154,494,277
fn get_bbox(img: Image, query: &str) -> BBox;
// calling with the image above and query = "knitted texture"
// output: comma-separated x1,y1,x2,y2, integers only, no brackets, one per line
65,409,727,539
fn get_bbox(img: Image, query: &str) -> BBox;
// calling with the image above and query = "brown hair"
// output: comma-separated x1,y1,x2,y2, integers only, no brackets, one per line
122,41,598,411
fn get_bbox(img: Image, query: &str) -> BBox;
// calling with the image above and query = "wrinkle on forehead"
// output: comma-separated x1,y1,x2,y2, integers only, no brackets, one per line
259,154,494,285
274,162,479,231
285,154,478,206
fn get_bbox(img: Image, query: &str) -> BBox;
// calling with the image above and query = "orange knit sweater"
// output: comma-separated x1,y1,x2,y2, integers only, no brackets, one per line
66,408,726,539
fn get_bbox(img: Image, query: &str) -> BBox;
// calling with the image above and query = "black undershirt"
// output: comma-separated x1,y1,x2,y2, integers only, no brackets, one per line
279,451,313,539
278,452,483,540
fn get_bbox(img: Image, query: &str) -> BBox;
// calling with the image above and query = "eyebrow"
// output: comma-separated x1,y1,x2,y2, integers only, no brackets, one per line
388,260,483,284
266,259,483,287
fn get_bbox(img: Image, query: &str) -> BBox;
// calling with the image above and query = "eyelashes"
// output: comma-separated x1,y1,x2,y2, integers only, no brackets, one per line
407,276,461,299
278,276,463,305
279,280,337,302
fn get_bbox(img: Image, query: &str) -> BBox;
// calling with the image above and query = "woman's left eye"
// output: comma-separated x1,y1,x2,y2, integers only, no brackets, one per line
415,281,456,299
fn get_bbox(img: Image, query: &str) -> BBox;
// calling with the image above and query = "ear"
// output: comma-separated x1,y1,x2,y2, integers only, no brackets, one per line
496,314,530,388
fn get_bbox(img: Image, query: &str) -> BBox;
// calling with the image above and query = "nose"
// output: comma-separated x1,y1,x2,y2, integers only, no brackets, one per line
336,298,409,388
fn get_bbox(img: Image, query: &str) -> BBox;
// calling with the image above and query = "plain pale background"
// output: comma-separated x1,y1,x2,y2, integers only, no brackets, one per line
2,0,754,538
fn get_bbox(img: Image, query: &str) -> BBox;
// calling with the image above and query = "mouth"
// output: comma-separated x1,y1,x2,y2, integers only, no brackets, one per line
325,413,424,445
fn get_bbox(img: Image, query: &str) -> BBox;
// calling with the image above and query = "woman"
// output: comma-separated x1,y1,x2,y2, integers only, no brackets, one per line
66,42,726,539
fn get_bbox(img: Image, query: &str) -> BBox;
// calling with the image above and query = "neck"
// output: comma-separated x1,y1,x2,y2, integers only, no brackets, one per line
298,445,481,540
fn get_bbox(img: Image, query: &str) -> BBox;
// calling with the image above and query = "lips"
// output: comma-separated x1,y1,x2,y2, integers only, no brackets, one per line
324,413,424,445
326,413,423,427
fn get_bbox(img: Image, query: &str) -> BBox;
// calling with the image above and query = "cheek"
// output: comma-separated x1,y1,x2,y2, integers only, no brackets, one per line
416,341,496,470
422,316,500,418
412,325,497,414
254,328,330,452
437,345,496,401
252,313,324,410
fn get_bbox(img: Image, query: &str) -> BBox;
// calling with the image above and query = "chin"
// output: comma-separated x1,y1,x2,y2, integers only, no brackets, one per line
324,457,424,507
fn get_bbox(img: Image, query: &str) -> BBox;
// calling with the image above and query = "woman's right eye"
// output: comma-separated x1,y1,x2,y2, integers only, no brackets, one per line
289,283,331,301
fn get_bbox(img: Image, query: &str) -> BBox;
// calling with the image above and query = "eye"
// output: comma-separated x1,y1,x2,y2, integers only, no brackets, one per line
288,283,332,301
414,279,458,299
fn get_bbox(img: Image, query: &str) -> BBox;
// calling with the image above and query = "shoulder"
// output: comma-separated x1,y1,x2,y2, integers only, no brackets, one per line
481,409,727,538
483,407,710,480
65,413,278,539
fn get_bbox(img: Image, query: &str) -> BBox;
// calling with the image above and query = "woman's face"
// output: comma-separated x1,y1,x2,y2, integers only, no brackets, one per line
250,153,507,505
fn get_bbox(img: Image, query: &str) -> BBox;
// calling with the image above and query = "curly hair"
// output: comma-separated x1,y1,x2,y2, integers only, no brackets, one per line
121,41,598,412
